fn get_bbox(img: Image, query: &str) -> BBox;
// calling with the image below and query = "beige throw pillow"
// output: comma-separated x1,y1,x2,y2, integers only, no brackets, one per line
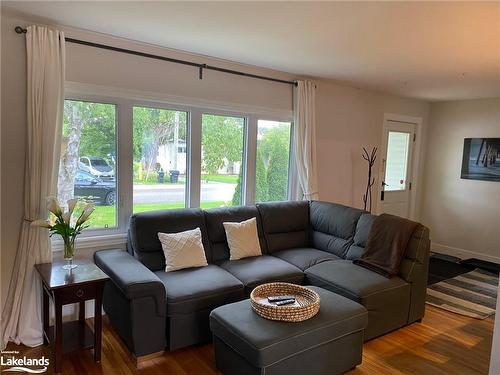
158,228,208,272
223,217,262,260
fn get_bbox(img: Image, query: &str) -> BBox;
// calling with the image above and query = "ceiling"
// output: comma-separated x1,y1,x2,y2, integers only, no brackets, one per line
3,1,500,101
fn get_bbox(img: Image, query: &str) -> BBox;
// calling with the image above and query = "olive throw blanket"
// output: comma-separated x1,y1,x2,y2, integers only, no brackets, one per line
354,213,418,278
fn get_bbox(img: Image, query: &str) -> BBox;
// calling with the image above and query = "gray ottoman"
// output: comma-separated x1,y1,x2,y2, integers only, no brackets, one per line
209,286,368,375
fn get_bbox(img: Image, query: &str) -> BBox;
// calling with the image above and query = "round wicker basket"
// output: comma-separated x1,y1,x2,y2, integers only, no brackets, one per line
250,282,320,322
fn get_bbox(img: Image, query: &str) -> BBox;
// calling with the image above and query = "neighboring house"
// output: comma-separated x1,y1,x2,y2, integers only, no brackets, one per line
158,140,187,174
157,140,241,175
216,159,241,175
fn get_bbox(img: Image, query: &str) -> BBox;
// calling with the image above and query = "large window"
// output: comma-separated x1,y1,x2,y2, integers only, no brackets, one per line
200,114,245,209
57,100,117,229
255,120,292,203
56,92,294,241
133,106,188,213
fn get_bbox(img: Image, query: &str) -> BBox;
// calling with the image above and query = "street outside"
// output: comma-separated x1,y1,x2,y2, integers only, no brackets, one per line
133,180,237,204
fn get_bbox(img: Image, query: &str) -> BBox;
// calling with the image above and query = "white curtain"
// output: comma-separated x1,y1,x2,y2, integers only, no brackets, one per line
1,25,65,349
293,80,318,200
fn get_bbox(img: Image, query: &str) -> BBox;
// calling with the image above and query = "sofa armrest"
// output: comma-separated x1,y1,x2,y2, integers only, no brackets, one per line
398,225,431,323
399,225,430,283
94,249,166,316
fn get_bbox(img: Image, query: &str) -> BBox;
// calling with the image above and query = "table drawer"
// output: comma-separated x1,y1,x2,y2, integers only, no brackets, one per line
56,284,97,304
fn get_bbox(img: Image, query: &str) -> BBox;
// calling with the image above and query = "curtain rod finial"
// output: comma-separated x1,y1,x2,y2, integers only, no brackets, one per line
15,26,27,34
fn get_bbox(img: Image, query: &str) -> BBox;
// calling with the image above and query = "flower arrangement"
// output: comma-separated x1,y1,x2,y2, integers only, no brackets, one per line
32,197,94,269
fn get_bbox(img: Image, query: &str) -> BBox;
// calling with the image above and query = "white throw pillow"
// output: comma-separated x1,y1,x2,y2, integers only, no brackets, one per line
158,228,208,272
223,217,262,261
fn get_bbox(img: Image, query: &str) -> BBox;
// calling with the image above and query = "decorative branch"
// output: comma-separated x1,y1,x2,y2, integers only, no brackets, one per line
362,146,377,212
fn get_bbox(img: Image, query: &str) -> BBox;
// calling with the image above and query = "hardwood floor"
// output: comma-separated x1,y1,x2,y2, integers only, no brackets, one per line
4,305,493,375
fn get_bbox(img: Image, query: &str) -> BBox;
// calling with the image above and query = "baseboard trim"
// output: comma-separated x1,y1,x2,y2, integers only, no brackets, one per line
431,242,500,264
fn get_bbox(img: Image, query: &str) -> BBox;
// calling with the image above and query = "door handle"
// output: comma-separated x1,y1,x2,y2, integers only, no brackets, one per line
381,181,388,201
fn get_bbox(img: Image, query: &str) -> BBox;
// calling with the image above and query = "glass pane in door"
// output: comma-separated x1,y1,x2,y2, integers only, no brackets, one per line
384,131,410,191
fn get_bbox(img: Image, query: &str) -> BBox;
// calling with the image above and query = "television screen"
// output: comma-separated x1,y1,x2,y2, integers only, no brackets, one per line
461,138,500,182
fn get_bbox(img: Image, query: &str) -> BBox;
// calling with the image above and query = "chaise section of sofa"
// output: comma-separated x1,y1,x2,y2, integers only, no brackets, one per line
305,260,411,339
304,202,430,340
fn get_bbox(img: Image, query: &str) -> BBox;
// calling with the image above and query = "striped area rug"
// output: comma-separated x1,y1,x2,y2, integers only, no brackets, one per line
426,269,498,319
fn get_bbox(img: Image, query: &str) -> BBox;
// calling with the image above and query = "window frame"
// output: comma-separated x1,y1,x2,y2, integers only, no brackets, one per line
54,85,293,251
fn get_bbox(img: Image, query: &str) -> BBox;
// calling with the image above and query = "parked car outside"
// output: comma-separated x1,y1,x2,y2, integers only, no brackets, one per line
74,170,116,206
79,156,115,180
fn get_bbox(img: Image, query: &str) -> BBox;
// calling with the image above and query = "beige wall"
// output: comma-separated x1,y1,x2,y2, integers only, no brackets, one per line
1,10,430,309
315,80,430,213
1,12,29,309
421,98,500,262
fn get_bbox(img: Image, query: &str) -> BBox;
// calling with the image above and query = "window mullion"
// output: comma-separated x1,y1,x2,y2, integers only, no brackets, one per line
189,108,202,208
118,99,133,230
245,116,258,205
287,122,297,201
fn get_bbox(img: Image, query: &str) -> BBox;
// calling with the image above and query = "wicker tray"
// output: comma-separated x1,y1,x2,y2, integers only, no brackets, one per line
250,282,320,322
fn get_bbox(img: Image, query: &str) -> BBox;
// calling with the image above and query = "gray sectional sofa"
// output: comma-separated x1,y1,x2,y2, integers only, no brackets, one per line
94,200,430,358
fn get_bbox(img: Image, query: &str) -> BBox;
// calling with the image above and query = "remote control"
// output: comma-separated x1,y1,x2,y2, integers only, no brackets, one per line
267,295,296,302
275,299,296,306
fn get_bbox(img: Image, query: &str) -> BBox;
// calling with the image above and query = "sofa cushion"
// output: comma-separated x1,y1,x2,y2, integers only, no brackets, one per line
309,201,364,258
305,260,410,339
129,208,211,270
256,201,309,253
219,255,303,291
346,213,376,260
155,265,244,316
272,247,339,271
205,206,267,263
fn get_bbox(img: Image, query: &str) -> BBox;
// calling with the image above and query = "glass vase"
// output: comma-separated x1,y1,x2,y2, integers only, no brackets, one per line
62,238,78,270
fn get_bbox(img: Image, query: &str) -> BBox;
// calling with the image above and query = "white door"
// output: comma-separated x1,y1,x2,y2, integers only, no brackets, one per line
378,120,416,218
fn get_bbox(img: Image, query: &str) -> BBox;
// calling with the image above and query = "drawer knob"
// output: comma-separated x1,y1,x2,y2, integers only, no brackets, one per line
76,289,84,298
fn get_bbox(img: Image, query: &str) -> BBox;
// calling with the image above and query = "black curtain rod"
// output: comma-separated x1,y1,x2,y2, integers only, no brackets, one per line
15,26,298,87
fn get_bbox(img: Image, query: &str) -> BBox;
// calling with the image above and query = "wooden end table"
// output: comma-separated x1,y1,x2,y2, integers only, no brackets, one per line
35,261,109,373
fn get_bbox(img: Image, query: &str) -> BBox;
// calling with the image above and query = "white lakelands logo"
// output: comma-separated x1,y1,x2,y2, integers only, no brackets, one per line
1,351,49,373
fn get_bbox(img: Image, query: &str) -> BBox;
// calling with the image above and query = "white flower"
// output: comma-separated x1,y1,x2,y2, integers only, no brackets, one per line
67,198,78,216
31,219,51,228
46,197,62,216
62,211,71,225
76,204,95,226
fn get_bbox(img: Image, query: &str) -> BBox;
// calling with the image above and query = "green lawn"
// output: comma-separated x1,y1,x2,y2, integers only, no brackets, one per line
132,175,237,186
87,201,228,228
133,177,186,185
201,174,238,184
